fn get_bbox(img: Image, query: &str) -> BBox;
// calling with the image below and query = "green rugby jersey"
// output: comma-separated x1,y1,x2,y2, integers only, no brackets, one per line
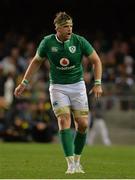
37,33,94,84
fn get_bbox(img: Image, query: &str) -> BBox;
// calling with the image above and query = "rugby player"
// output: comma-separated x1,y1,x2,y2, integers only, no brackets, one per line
14,12,103,174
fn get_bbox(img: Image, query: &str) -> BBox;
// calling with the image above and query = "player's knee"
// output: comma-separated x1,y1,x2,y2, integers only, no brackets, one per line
57,114,71,130
78,119,89,132
59,117,67,126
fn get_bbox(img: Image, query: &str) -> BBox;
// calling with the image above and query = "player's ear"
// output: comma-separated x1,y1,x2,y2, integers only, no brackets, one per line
55,26,59,31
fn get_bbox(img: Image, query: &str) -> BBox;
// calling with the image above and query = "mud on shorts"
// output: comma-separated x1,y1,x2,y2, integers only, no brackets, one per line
49,81,89,118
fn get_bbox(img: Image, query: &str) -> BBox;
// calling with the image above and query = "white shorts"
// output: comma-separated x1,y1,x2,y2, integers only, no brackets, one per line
49,81,89,117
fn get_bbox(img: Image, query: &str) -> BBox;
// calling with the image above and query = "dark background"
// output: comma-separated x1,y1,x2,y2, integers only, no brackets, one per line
0,0,135,38
0,0,135,145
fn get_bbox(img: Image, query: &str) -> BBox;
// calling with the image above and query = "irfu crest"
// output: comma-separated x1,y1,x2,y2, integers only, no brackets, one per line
69,46,76,53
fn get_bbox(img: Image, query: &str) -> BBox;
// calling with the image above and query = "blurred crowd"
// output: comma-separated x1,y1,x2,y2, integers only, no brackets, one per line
0,30,135,142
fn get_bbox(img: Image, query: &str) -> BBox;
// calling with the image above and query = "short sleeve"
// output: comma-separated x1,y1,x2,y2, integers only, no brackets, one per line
80,36,94,56
36,37,48,59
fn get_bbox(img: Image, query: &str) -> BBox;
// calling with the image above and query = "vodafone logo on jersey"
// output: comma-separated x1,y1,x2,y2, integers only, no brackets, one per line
60,58,70,66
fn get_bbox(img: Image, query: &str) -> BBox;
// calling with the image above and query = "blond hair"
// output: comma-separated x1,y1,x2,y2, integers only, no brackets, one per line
54,12,73,28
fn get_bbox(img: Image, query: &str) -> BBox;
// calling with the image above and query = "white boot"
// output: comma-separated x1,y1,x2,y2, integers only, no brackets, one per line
65,156,75,174
65,163,75,174
75,162,85,173
74,155,85,173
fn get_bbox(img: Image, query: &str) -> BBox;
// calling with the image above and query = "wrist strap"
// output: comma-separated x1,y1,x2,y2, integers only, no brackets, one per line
22,79,29,86
94,79,101,85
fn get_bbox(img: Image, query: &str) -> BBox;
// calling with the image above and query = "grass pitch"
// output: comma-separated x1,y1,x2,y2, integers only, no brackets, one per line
0,143,135,179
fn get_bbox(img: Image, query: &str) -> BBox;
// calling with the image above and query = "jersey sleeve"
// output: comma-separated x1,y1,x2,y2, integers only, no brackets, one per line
36,37,48,60
80,36,94,56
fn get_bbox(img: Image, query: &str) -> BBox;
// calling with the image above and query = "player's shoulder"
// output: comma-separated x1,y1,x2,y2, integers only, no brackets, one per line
72,33,87,42
42,34,55,41
72,33,85,39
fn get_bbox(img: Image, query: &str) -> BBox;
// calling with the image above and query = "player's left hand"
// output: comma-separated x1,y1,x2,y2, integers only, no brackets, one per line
89,85,103,99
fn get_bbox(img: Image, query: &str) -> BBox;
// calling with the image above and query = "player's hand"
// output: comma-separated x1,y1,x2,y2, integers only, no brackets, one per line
14,83,27,98
89,85,103,99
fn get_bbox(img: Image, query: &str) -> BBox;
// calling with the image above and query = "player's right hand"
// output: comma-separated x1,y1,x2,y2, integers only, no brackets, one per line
14,83,26,98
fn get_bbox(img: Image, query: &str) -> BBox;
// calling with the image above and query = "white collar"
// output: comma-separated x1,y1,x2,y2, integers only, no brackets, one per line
55,35,70,43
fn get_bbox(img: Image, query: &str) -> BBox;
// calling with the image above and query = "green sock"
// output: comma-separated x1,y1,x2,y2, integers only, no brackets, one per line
59,128,74,157
74,131,87,155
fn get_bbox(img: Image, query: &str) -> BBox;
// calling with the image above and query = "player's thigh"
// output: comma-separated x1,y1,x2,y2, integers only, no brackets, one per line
70,82,88,112
49,89,72,129
49,88,71,117
71,87,89,130
71,90,89,119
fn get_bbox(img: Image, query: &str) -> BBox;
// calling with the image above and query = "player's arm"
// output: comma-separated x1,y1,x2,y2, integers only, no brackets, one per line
14,55,43,98
88,50,103,98
88,50,102,82
22,55,43,83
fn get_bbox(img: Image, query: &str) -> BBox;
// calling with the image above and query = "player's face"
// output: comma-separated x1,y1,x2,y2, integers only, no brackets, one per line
56,23,73,42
